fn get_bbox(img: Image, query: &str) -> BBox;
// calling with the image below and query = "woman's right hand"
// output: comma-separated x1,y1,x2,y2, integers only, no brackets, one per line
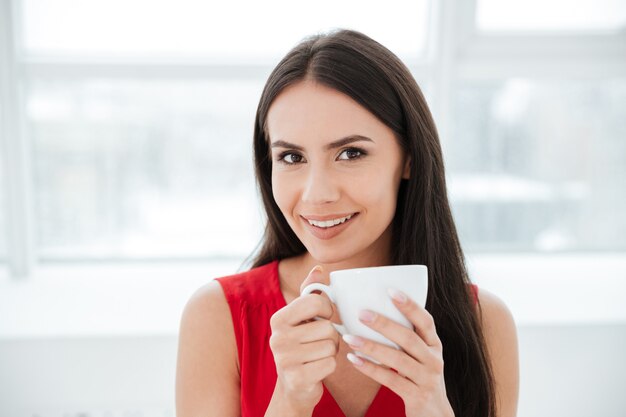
268,265,340,414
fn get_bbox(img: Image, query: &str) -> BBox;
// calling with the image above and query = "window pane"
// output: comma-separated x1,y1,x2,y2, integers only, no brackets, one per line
27,78,265,259
477,0,626,32
21,0,429,63
448,78,626,251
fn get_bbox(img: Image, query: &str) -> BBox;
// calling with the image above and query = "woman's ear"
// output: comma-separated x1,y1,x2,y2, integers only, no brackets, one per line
402,156,411,179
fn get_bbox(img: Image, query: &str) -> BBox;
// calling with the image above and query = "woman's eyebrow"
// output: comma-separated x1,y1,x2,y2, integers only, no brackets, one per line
270,135,374,152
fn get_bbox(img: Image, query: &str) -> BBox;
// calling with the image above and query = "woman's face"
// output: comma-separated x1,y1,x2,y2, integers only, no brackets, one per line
266,80,410,267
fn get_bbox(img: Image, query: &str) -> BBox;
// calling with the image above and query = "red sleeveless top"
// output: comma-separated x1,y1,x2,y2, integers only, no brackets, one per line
215,260,479,417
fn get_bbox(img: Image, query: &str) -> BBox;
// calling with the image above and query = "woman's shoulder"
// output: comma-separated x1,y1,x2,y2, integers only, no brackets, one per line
475,287,520,416
179,280,235,352
473,287,517,344
474,287,515,330
181,260,281,331
179,260,280,340
176,280,241,416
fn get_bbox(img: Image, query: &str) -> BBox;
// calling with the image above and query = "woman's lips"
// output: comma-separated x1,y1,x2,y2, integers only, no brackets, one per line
302,213,359,240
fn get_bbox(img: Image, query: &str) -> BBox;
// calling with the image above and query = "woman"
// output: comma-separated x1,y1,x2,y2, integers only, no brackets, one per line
176,29,519,417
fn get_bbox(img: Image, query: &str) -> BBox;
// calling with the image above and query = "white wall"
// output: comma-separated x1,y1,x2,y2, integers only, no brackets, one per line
0,336,177,417
1,324,625,417
517,324,626,417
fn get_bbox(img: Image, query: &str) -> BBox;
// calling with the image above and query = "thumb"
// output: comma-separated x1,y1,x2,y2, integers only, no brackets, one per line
299,265,329,295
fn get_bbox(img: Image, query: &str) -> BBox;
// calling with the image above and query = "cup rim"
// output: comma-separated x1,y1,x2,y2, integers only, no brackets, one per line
330,264,427,277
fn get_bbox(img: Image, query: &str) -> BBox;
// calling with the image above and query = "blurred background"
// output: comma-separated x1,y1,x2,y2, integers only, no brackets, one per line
0,0,625,416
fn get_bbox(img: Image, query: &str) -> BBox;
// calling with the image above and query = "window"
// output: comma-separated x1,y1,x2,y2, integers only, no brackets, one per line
1,0,624,278
28,77,265,258
449,78,626,251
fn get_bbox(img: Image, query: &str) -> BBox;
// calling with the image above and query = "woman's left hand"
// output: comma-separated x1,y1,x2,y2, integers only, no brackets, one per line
342,288,455,417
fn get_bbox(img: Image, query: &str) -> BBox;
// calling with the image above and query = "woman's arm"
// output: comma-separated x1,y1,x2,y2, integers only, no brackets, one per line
478,288,520,417
176,280,240,417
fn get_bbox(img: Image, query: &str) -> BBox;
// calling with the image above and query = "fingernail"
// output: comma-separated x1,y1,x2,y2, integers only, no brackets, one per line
342,334,364,347
309,265,322,274
387,288,407,303
347,352,364,366
359,310,376,323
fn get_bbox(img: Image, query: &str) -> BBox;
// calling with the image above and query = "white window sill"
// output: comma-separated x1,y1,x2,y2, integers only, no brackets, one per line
0,260,242,339
0,254,625,339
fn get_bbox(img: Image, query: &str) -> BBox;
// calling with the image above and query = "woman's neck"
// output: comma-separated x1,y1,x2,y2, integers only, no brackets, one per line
278,222,395,301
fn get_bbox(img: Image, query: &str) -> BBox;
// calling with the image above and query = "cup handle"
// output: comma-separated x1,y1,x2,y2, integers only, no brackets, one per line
300,283,349,336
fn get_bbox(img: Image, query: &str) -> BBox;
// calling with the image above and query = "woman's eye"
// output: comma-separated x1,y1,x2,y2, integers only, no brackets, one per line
278,152,303,164
338,148,365,161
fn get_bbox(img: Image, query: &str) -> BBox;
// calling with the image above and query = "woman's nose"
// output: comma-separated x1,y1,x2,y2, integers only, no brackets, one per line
301,166,340,205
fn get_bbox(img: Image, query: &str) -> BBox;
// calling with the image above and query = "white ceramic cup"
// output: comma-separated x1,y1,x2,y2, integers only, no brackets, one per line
301,264,428,363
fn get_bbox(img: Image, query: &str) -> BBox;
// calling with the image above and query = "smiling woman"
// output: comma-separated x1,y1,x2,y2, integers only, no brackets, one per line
176,29,519,417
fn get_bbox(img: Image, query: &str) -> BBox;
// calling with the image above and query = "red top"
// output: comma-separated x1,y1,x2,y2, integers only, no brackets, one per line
215,260,479,417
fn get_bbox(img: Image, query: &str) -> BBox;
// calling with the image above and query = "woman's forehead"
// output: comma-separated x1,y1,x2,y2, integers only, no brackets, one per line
266,81,391,146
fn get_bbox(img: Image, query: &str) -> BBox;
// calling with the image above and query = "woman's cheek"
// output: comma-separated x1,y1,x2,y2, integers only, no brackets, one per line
362,176,401,226
351,170,389,199
271,173,299,217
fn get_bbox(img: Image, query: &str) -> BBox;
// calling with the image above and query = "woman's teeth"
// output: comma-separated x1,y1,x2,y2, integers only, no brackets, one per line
307,213,355,228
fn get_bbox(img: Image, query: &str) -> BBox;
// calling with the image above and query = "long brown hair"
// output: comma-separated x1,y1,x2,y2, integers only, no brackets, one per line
244,28,495,417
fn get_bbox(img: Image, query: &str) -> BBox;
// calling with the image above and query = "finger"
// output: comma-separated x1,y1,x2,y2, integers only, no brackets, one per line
387,288,441,348
342,334,420,383
299,339,338,364
300,355,337,382
296,265,338,323
281,293,334,326
357,309,431,364
299,265,329,294
295,319,340,345
346,353,414,399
